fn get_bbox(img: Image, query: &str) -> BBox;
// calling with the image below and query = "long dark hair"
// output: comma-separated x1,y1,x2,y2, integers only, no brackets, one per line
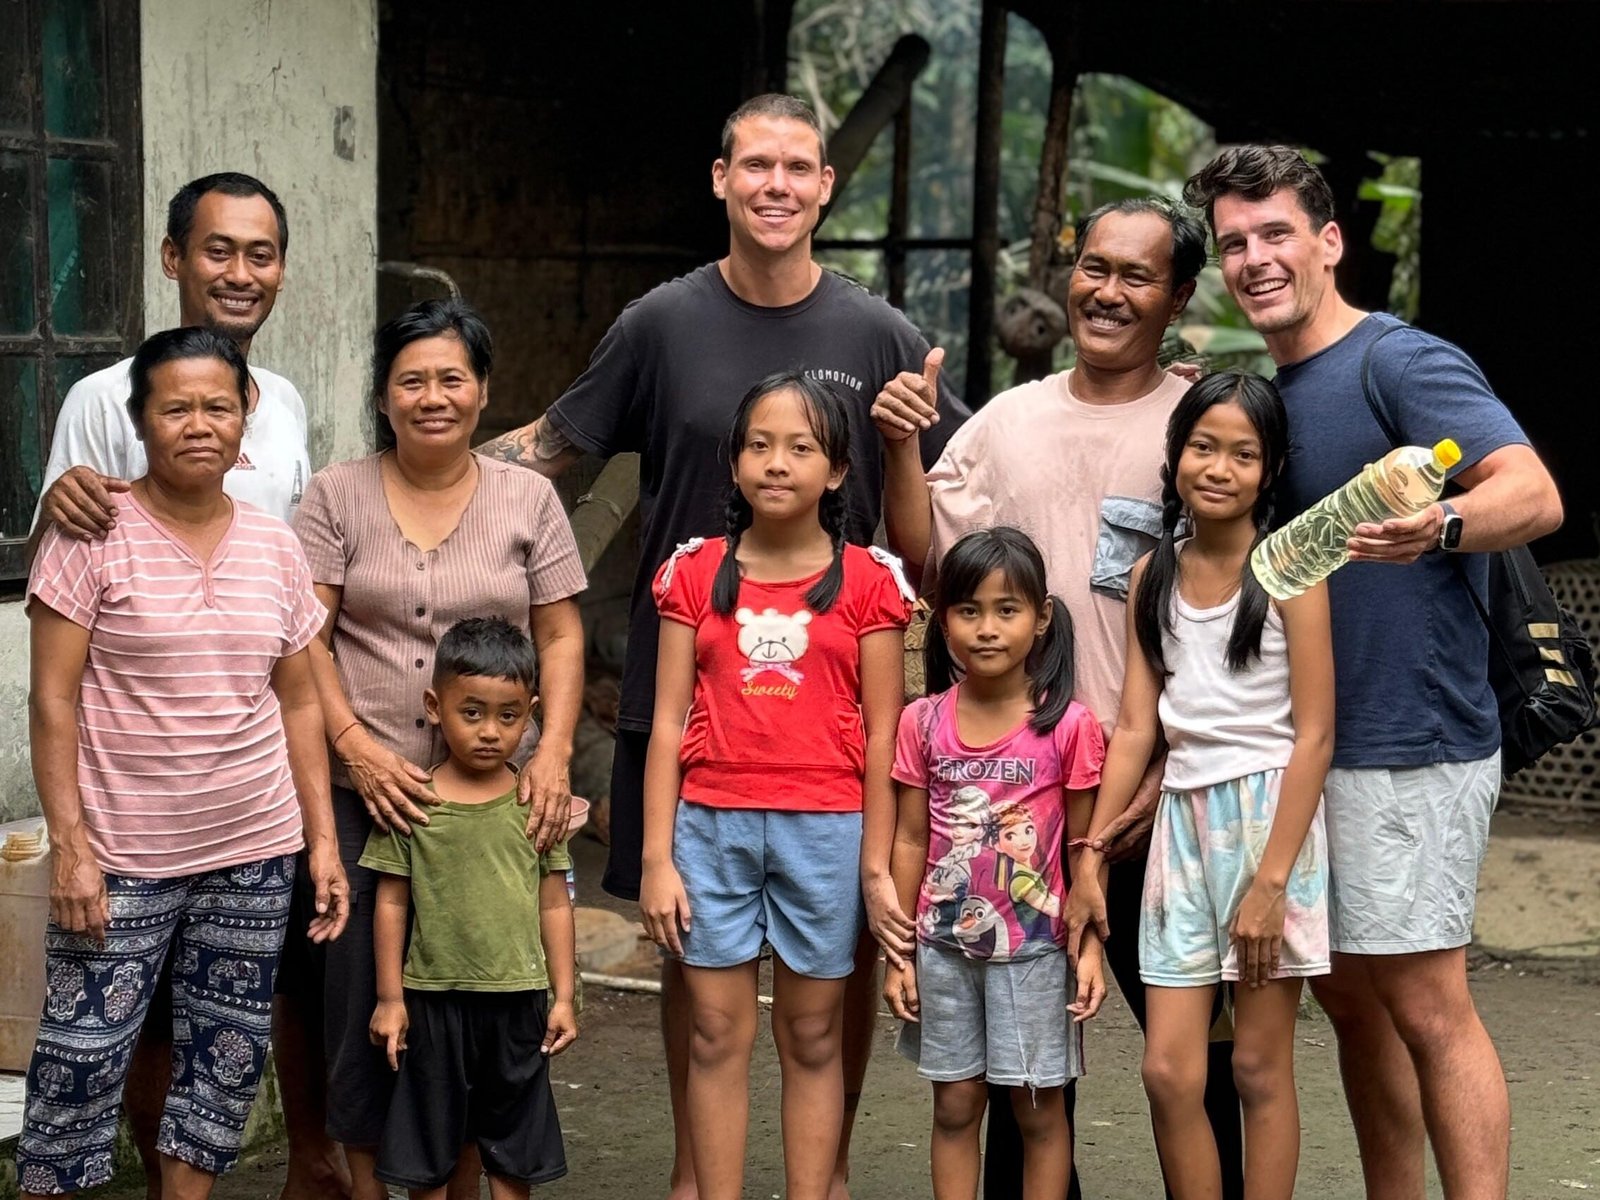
925,527,1075,735
1134,371,1289,676
711,371,852,615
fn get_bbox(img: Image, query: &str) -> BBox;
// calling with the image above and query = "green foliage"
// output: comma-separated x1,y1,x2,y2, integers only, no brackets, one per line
1362,153,1422,321
790,2,1420,388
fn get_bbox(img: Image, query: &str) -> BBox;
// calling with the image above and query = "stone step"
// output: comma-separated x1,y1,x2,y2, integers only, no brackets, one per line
575,905,641,974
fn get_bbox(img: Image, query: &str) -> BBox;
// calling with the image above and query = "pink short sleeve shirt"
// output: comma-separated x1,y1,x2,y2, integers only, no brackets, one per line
28,492,327,878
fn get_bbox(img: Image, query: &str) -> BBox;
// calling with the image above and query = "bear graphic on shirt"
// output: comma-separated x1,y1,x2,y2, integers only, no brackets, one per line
736,606,811,687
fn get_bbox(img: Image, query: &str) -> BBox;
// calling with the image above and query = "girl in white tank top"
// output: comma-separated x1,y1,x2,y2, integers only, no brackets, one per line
1067,372,1335,1200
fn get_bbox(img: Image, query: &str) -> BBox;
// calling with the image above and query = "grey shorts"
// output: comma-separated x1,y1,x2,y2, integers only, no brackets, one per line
1323,753,1500,955
896,943,1083,1089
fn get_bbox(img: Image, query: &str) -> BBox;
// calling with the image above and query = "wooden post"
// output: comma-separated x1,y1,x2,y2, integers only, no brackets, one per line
569,454,641,575
966,0,1007,411
820,35,931,222
888,101,911,309
1028,53,1077,290
1013,45,1077,384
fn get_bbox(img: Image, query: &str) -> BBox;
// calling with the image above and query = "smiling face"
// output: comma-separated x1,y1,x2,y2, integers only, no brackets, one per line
1175,398,1267,524
1212,188,1343,343
134,356,245,492
381,333,488,458
161,192,285,348
997,811,1039,865
732,386,847,523
713,115,834,263
427,672,534,776
1067,210,1192,373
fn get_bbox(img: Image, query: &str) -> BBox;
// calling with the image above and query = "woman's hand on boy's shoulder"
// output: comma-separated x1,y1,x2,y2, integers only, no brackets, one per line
542,999,578,1056
519,749,573,852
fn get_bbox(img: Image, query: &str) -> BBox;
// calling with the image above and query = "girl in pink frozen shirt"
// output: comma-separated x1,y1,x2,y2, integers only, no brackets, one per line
881,526,1106,1200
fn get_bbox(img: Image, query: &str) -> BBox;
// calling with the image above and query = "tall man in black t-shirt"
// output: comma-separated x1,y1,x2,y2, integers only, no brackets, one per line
480,93,963,1199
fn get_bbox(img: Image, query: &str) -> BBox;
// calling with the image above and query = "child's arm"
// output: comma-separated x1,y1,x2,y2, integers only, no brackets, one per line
369,874,410,1070
1231,581,1336,987
1069,927,1108,1022
882,781,931,1022
859,628,914,966
538,867,579,1054
640,618,697,955
1064,786,1107,1021
1065,558,1164,963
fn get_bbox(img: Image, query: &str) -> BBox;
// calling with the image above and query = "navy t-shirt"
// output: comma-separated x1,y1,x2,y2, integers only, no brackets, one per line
1275,314,1528,768
546,264,966,730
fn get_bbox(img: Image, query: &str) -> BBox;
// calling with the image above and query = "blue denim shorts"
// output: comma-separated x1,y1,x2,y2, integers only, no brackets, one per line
672,803,864,979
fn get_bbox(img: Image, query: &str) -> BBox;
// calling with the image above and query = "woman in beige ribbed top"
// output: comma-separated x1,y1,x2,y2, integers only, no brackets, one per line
291,299,586,1196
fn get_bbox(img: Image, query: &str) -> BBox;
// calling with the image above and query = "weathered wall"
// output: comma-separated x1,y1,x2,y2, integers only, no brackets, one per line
378,3,745,440
0,0,380,822
141,0,379,469
377,2,751,674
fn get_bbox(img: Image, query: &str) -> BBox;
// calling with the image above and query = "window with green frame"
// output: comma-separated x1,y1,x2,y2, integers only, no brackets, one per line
0,0,141,581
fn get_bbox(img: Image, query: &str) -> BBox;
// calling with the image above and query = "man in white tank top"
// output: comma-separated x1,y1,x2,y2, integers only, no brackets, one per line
28,173,343,1200
872,199,1247,1200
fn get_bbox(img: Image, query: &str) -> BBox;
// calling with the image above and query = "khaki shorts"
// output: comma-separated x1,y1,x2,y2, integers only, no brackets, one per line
1323,753,1500,955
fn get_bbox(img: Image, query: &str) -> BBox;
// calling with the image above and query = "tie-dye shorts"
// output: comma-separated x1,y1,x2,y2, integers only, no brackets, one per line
1139,768,1329,987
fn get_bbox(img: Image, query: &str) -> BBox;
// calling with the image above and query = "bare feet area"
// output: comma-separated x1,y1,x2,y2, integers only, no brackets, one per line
96,814,1600,1199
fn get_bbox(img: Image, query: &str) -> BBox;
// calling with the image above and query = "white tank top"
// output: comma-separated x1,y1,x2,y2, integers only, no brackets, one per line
1157,586,1296,792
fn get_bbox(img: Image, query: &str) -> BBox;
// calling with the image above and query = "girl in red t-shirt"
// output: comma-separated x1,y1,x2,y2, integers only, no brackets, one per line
639,371,912,1200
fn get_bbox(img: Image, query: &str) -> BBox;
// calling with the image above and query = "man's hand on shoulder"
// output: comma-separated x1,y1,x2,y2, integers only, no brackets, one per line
871,348,944,445
42,466,130,540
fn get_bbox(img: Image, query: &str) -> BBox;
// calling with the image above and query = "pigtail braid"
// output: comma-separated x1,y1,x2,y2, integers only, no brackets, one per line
1225,485,1276,670
711,487,754,615
1133,469,1185,677
803,486,849,614
1026,596,1076,734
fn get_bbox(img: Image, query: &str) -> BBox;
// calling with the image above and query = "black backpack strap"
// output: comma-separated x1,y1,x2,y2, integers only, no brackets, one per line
1358,319,1409,447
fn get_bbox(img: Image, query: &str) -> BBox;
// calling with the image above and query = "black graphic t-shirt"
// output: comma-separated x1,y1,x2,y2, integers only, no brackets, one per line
546,264,967,729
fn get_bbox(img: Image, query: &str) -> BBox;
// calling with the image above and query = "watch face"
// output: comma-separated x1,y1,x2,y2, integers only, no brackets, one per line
1440,515,1464,551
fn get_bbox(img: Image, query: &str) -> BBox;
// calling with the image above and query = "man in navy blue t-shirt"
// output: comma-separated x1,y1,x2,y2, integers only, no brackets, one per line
1185,147,1562,1198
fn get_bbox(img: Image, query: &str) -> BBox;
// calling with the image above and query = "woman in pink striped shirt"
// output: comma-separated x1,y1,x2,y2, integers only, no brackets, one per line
292,299,586,1200
21,327,349,1200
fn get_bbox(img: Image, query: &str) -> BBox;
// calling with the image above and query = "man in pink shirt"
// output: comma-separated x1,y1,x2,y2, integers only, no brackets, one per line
871,199,1246,1200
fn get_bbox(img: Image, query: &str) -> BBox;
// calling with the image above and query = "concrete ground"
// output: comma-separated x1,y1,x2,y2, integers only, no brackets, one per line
76,812,1600,1198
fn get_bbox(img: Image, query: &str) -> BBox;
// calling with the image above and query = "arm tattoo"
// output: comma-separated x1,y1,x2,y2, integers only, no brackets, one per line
477,416,579,477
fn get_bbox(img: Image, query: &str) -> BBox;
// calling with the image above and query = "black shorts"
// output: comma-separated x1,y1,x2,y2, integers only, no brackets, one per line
375,989,567,1189
600,727,650,902
323,786,394,1146
275,847,328,998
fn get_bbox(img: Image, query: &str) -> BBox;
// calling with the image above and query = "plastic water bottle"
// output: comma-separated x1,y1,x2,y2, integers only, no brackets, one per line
1251,438,1461,600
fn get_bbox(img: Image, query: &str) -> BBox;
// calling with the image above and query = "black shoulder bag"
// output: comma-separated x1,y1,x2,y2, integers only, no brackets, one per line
1360,323,1597,777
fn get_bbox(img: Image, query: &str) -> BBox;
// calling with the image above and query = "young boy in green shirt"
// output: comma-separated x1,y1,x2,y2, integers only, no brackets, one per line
362,617,577,1199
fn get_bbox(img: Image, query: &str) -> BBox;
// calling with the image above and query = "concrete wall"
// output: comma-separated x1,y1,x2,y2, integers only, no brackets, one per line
0,0,379,822
141,0,379,470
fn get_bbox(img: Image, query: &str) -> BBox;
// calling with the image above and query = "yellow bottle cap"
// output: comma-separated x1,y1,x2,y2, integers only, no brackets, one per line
1433,439,1462,470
